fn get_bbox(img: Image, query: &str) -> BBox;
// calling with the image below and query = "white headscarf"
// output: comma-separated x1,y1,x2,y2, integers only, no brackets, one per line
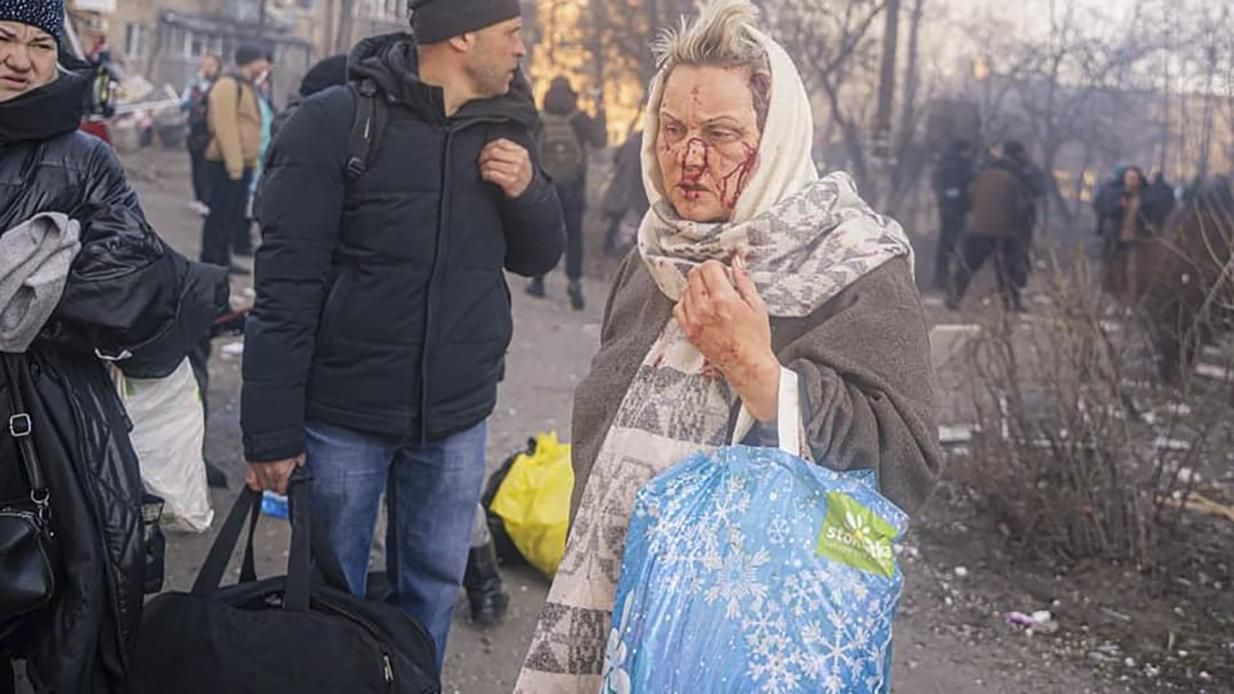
636,27,913,318
640,27,819,224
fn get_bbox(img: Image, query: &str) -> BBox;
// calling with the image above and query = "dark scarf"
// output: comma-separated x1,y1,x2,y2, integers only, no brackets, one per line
0,70,88,145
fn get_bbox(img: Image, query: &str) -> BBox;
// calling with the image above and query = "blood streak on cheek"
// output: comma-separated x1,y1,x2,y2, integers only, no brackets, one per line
717,143,759,210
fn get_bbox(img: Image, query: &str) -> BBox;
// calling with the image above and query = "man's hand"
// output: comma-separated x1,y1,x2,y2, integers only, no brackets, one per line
245,454,306,496
480,139,534,199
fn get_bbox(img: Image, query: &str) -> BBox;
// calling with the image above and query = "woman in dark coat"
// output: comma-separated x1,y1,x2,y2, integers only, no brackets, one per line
0,5,227,691
1095,166,1169,304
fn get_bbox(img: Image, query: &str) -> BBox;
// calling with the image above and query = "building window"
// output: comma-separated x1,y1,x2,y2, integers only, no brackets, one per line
124,22,146,59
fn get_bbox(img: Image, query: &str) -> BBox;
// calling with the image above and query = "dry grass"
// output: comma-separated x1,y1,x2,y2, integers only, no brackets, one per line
960,245,1232,567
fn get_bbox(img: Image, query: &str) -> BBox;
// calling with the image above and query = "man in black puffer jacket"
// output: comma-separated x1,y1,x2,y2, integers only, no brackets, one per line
241,0,563,669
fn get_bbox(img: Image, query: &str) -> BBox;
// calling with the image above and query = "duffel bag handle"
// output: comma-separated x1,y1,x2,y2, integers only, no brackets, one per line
191,472,353,611
282,470,354,610
191,487,261,597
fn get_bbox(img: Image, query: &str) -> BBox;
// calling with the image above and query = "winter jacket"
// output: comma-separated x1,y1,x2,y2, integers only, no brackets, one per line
0,66,228,690
601,131,649,220
1143,177,1177,228
1094,168,1173,245
242,33,565,463
205,74,263,179
932,146,975,217
252,94,274,190
968,162,1036,240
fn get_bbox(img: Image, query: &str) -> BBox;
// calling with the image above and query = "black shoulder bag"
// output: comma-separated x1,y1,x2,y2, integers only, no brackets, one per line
0,354,57,624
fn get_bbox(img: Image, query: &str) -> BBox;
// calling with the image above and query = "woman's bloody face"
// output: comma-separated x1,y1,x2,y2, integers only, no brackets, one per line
656,64,762,223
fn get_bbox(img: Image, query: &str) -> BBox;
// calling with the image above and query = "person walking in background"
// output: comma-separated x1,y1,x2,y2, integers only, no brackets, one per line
200,45,269,273
527,76,606,310
931,138,976,292
241,0,563,670
1144,170,1177,230
242,57,277,254
947,141,1040,313
600,128,649,257
234,50,275,259
189,53,287,492
1095,166,1167,305
1001,140,1046,295
182,53,221,216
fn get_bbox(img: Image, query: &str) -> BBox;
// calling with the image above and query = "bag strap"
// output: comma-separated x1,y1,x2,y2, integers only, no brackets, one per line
1,354,51,511
345,79,386,182
282,471,355,609
730,367,802,457
192,487,262,596
236,497,349,592
283,475,313,611
194,474,351,606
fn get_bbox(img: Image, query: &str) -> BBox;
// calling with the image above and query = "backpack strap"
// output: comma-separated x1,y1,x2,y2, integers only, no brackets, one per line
345,79,387,182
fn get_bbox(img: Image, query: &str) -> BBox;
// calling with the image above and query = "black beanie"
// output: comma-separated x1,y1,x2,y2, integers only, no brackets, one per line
410,0,521,44
0,0,64,40
234,44,267,68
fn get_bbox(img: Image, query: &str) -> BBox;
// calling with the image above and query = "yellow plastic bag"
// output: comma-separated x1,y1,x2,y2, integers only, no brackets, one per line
489,432,574,577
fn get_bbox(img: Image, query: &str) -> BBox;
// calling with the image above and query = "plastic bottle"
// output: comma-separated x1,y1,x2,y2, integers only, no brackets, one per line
260,490,289,519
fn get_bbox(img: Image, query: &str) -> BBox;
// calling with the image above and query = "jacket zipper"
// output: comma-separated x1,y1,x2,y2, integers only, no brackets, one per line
418,127,452,442
417,116,514,443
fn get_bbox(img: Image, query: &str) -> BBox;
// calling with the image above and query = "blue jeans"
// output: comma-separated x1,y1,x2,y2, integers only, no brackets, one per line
304,419,488,671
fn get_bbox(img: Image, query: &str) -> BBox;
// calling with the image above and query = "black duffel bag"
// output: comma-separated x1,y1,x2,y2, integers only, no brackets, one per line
129,475,440,693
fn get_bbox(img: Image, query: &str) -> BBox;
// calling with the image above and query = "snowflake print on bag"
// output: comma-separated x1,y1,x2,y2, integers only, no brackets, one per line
603,444,908,692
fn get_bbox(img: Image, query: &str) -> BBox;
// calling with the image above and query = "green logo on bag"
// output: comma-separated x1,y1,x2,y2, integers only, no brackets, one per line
815,492,898,578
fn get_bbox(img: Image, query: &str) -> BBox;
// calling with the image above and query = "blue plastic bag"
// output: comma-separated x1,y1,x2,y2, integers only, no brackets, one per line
601,371,908,693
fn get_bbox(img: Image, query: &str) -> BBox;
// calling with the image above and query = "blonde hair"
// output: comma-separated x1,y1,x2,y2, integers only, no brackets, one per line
652,0,772,128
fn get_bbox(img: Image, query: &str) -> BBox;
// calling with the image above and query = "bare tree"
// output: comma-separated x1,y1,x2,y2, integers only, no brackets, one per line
765,0,889,191
886,0,929,214
958,0,1162,226
336,0,357,54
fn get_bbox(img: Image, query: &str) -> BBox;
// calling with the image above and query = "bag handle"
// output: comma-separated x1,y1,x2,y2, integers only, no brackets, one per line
192,487,262,596
730,367,802,458
192,474,351,608
1,354,52,512
283,475,313,611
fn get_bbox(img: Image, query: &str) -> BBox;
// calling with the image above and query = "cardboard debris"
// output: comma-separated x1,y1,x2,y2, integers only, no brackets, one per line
1195,363,1233,381
1158,493,1234,524
939,424,977,444
1153,437,1193,452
